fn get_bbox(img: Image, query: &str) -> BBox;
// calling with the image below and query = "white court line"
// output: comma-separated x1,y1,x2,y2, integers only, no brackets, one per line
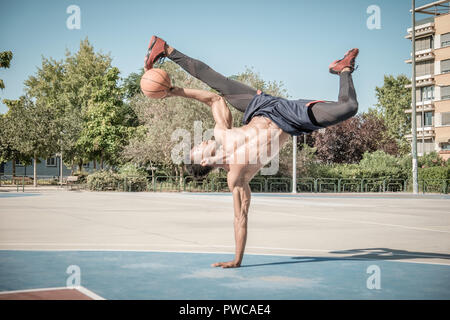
0,286,105,300
1,243,449,266
256,210,450,234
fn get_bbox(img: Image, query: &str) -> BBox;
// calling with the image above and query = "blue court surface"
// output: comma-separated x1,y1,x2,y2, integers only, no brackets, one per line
1,250,449,300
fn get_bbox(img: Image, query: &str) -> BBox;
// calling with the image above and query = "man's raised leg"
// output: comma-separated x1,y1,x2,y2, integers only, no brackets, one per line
144,36,257,112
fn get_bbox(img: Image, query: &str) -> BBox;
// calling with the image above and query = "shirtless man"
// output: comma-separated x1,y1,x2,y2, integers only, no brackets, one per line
144,36,359,268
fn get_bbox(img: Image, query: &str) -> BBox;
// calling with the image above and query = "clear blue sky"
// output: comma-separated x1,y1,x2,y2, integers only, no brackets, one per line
0,0,434,114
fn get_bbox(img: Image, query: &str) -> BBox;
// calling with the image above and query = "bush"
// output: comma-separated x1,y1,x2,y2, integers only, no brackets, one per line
86,164,149,191
118,163,148,191
87,170,121,191
73,170,89,184
419,151,449,168
419,166,450,180
303,151,411,180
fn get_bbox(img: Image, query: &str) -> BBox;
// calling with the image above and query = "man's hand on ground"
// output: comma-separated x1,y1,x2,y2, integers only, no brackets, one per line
211,261,241,268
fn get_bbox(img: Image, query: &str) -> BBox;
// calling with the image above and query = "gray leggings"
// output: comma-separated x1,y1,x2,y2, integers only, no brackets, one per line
168,49,358,127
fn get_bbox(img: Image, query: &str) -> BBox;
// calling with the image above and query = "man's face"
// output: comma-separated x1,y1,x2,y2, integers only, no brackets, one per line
190,140,216,164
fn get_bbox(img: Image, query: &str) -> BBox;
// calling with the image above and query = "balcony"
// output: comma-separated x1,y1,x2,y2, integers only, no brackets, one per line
405,100,435,113
405,126,435,140
405,20,435,39
405,49,435,63
405,74,435,88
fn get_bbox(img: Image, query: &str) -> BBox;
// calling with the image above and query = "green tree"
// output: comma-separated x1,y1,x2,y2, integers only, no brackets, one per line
0,100,31,176
0,51,13,89
374,74,411,154
77,68,136,167
24,38,134,171
2,97,58,185
122,69,145,99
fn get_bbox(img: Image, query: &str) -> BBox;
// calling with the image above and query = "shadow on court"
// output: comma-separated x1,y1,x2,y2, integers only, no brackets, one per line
241,248,450,268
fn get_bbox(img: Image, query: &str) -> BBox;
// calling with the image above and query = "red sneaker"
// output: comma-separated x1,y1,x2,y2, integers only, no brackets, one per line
144,36,167,70
329,48,359,74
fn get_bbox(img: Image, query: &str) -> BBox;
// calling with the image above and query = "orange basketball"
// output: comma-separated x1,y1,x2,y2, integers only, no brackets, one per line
140,68,172,98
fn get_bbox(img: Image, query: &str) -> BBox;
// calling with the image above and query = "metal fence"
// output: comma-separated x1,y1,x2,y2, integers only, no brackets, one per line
1,174,449,194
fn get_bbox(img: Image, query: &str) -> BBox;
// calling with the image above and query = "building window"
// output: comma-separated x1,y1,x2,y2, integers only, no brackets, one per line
415,60,434,77
417,138,435,154
441,143,450,150
442,32,450,48
442,59,450,74
420,86,434,100
46,157,57,167
424,111,433,126
15,159,24,167
441,86,450,100
442,112,450,125
415,36,433,51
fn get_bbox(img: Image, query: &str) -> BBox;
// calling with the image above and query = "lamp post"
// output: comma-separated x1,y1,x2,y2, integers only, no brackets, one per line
411,0,419,194
292,136,297,193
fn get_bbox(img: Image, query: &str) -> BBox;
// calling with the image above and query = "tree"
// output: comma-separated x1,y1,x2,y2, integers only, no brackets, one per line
2,97,58,185
312,112,399,164
24,38,133,171
77,68,137,167
374,74,411,154
122,69,145,99
0,101,31,176
0,51,13,89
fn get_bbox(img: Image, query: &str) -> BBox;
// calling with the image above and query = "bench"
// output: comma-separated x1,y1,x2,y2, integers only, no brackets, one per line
12,176,34,185
66,176,79,190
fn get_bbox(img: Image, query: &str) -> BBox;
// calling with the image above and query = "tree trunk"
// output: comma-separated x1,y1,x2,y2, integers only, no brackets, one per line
100,154,104,170
93,159,97,170
12,158,16,177
179,165,184,189
33,154,37,187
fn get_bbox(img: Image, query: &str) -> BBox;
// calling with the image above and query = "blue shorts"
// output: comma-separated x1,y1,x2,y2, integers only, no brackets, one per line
242,93,324,136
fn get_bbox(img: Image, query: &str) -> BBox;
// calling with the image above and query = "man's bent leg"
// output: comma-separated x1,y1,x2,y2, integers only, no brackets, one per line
309,71,358,127
168,49,257,112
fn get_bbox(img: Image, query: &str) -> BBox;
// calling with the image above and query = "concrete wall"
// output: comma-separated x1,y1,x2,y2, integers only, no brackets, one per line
435,13,450,36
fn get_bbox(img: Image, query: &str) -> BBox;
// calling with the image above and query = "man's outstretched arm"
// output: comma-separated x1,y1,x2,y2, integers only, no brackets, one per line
212,175,251,268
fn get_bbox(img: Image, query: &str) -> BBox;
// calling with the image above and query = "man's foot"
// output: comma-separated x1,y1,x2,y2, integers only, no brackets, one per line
144,35,167,70
329,48,359,74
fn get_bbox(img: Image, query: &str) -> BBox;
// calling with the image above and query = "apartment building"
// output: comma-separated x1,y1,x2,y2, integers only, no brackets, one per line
405,1,450,161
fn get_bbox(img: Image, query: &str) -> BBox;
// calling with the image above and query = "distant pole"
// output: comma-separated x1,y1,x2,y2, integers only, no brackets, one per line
60,149,63,187
411,0,419,194
292,136,297,193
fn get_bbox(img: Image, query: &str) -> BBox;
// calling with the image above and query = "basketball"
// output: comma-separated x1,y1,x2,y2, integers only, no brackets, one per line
140,68,172,98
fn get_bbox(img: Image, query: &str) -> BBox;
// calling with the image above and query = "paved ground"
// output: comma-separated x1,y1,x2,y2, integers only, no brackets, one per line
0,191,449,299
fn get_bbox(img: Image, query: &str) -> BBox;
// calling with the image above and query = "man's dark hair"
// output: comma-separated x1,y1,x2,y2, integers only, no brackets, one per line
184,164,214,179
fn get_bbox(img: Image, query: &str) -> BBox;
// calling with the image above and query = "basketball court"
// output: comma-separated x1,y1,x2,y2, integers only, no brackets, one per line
0,191,449,299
